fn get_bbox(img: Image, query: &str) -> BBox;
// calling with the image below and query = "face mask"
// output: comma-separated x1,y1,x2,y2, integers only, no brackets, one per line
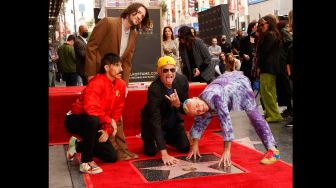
82,32,89,38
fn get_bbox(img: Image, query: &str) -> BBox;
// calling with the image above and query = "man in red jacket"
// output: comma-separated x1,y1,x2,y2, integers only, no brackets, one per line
64,53,126,174
86,2,150,160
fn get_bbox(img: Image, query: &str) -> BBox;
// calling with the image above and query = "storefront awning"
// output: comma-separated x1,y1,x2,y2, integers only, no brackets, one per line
49,0,63,27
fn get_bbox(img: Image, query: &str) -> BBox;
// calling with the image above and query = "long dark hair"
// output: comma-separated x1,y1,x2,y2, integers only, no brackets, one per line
162,26,174,41
178,25,195,48
247,21,257,36
120,3,150,31
258,15,282,47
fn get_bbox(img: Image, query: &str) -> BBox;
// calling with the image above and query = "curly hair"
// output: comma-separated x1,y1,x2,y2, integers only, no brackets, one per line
120,3,150,31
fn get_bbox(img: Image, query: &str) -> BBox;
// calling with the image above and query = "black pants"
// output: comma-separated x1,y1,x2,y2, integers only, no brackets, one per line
80,74,88,86
64,114,117,163
142,124,190,156
241,60,253,84
276,73,292,111
62,72,78,86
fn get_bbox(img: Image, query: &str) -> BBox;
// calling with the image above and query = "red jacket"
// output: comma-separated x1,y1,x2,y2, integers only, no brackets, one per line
71,74,126,135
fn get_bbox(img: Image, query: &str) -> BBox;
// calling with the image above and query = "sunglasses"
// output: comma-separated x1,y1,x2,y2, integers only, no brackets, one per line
162,68,176,73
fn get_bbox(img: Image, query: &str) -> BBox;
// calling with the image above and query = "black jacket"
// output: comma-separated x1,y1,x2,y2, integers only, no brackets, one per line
179,38,215,83
74,36,87,77
140,73,189,150
256,32,281,75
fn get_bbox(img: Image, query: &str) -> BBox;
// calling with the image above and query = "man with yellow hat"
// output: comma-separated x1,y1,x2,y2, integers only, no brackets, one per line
140,56,190,165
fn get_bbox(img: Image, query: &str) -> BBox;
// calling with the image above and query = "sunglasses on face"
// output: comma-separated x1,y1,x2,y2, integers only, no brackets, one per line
162,68,176,73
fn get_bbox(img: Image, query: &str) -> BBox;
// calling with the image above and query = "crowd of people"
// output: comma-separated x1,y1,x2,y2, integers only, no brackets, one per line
49,2,293,175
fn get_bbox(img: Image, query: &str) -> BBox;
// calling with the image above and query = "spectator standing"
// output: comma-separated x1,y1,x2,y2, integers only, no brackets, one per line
285,10,293,127
162,26,181,73
49,42,59,87
255,15,283,123
276,20,293,118
57,35,78,86
239,21,258,83
74,25,89,85
231,30,243,56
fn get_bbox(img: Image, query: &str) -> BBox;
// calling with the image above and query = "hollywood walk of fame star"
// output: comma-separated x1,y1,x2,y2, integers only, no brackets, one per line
139,158,226,179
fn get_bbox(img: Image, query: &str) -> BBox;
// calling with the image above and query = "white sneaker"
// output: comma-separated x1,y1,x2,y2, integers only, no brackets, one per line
285,120,293,127
66,136,77,161
80,162,103,174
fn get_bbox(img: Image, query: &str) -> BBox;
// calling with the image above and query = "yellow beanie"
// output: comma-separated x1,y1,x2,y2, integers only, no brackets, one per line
157,56,176,68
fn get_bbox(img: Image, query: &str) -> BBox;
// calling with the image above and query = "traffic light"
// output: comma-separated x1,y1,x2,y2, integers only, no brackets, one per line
194,1,199,12
241,22,246,31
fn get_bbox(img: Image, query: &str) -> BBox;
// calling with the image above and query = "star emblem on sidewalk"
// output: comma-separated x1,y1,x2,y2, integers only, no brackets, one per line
140,159,225,179
132,154,245,182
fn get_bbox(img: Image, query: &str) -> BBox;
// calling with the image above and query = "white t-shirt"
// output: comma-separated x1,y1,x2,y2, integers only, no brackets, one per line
120,18,130,57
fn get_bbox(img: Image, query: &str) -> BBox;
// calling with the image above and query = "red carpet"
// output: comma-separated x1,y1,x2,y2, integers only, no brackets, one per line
82,131,292,188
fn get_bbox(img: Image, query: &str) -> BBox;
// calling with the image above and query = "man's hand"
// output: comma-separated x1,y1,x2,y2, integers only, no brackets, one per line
125,87,128,98
218,150,231,167
243,54,250,61
88,76,94,81
161,150,179,166
98,130,109,142
193,68,200,77
111,119,117,137
186,139,201,160
218,141,231,167
165,89,181,108
51,56,58,62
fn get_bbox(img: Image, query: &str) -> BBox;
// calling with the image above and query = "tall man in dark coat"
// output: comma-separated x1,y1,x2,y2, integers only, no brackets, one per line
141,56,190,165
178,26,216,84
74,25,89,85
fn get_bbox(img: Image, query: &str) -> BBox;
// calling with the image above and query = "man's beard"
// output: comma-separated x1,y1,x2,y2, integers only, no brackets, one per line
127,16,136,27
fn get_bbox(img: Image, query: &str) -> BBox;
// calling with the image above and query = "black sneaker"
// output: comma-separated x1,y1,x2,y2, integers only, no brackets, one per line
281,109,293,118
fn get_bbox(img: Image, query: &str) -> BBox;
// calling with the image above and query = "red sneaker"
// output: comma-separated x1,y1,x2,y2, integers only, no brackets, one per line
260,149,280,165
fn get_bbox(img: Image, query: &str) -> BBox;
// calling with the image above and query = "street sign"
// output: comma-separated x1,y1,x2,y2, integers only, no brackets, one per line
79,4,85,12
